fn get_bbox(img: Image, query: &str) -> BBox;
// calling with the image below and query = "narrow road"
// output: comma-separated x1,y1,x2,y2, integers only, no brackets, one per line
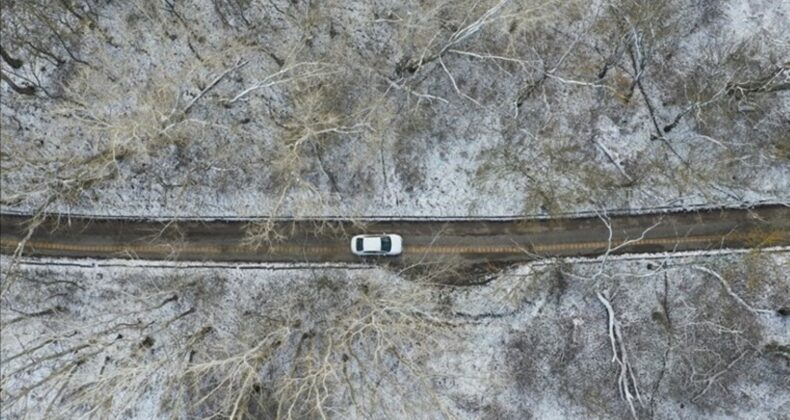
1,206,788,264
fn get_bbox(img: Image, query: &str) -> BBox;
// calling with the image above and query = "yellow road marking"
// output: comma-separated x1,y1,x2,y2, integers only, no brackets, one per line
0,231,775,258
407,233,750,254
0,239,340,255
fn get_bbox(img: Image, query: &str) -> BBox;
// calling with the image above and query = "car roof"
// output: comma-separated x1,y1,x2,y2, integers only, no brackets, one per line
362,237,381,251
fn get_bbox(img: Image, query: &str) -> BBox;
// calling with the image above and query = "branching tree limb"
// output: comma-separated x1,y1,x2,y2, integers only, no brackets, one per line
182,59,248,114
597,290,643,419
692,266,775,316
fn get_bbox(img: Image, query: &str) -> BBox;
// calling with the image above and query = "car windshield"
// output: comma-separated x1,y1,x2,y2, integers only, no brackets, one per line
356,238,364,251
381,237,391,252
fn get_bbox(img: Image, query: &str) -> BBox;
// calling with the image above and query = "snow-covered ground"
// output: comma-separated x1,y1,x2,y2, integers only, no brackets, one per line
2,250,787,419
2,0,788,218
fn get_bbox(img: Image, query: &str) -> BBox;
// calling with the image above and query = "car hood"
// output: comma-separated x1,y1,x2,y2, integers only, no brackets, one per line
389,235,402,254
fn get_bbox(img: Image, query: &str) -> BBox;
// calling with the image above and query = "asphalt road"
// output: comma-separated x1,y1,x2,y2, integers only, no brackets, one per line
1,206,788,264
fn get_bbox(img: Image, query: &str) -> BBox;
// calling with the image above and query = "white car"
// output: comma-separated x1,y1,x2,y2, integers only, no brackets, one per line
351,234,403,256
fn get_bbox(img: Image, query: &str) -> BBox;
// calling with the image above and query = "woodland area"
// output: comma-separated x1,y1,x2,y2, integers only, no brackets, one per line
1,0,789,419
1,0,787,218
1,252,788,419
